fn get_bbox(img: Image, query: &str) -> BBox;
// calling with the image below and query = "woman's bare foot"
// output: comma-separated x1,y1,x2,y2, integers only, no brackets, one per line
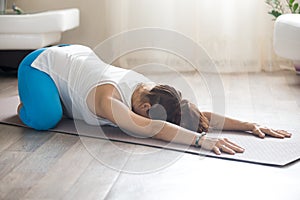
17,103,23,115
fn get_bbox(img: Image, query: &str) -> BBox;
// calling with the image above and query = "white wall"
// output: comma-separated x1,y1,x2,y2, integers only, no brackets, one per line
7,0,291,72
8,0,107,48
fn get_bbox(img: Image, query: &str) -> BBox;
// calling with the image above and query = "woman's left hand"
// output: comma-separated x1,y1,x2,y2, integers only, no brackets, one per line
250,123,292,139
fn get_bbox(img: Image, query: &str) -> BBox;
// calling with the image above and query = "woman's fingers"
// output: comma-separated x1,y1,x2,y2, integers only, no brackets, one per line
276,130,292,138
218,144,235,155
224,138,245,153
252,124,292,139
208,126,292,156
261,128,284,138
252,127,265,138
213,146,221,155
208,138,245,155
257,127,292,139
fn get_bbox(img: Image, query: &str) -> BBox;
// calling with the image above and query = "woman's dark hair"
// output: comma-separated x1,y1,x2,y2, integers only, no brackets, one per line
141,84,209,133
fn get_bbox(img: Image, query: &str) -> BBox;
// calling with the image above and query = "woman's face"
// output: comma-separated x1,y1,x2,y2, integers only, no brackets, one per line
132,102,150,117
131,83,155,118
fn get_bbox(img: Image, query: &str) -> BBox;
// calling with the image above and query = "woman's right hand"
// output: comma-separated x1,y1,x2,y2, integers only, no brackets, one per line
200,136,245,155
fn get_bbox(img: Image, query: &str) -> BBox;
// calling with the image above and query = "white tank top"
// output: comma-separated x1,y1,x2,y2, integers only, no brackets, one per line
31,45,153,126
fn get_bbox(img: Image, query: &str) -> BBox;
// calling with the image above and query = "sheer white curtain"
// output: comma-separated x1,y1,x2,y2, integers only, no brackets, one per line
104,0,286,73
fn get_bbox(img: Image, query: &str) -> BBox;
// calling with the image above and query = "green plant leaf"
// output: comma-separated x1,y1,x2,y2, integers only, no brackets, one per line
289,0,294,9
269,10,282,18
293,3,299,13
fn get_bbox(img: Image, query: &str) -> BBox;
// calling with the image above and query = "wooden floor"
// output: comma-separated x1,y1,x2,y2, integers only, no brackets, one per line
0,69,300,200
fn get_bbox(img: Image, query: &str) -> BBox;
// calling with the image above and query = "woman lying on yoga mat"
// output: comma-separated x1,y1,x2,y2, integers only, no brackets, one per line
17,44,291,155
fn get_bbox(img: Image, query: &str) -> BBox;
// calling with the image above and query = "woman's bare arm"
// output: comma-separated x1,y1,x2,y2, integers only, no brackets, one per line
100,96,199,145
96,96,244,155
203,112,254,131
203,112,292,138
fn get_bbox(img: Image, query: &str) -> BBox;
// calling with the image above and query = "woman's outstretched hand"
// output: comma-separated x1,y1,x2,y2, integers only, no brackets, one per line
200,137,244,155
250,123,292,139
199,123,292,155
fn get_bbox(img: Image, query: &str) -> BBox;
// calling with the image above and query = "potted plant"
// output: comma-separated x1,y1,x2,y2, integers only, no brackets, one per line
267,1,300,74
266,0,300,19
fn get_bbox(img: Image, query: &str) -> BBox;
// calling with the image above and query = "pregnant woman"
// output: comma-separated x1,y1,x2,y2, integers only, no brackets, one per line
17,44,291,155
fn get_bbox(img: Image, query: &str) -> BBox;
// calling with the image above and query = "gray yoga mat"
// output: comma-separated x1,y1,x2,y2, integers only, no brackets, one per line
0,95,299,167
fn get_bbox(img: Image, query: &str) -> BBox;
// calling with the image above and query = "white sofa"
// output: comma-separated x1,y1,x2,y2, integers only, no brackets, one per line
273,14,300,74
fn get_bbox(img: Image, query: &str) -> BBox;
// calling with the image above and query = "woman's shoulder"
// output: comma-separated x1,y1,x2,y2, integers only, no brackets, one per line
89,84,122,103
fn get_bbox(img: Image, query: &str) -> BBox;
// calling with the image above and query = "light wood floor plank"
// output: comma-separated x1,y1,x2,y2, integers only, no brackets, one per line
24,140,94,200
63,139,135,200
7,129,54,153
0,150,29,180
0,125,24,153
0,133,78,199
